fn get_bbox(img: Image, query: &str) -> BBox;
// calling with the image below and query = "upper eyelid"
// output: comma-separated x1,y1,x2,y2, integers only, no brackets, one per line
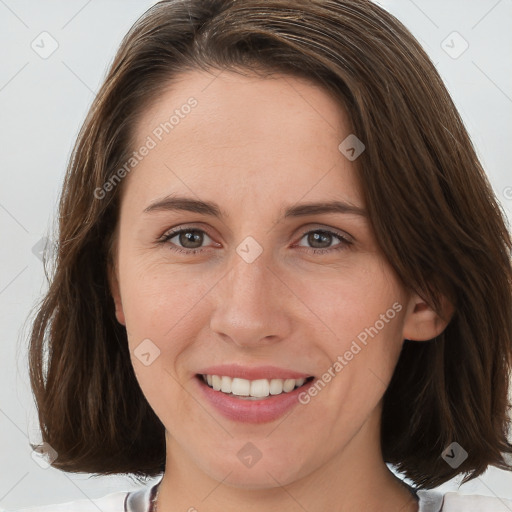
163,225,213,239
296,224,354,243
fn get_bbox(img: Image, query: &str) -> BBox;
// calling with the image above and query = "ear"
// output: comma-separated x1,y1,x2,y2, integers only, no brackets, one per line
107,259,126,326
402,291,454,341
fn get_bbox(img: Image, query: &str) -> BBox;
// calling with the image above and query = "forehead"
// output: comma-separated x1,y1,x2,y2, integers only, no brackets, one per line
126,69,364,212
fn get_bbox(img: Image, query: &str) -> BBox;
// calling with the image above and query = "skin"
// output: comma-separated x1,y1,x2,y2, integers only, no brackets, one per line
108,69,451,512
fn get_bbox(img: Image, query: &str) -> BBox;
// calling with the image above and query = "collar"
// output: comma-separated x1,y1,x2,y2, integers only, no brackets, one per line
124,480,161,512
123,478,444,512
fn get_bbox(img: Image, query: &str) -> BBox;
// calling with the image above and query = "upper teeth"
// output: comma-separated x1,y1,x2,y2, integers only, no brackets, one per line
202,375,307,398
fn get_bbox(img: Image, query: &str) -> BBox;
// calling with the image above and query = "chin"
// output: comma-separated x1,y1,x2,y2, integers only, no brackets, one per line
219,471,296,491
202,455,309,490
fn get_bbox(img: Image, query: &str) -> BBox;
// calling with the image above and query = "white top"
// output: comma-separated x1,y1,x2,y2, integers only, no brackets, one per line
3,483,512,511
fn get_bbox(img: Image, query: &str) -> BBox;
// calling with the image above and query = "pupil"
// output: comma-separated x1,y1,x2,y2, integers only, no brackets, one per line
309,231,331,248
177,231,332,250
180,230,203,248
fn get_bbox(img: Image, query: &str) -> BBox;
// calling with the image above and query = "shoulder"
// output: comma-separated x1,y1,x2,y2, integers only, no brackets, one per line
0,490,129,512
417,489,512,512
0,483,158,512
442,491,512,511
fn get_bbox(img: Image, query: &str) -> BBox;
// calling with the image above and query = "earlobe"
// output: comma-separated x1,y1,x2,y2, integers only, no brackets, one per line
107,261,126,326
402,292,454,341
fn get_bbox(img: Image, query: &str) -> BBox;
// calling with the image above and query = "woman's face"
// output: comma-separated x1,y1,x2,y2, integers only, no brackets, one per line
109,69,430,489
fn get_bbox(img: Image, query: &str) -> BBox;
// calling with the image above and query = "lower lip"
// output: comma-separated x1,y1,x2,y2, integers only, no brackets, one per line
195,375,314,424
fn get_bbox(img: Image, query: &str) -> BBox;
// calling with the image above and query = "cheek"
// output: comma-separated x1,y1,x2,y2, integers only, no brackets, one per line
294,259,404,344
294,264,406,411
118,259,219,404
119,257,216,340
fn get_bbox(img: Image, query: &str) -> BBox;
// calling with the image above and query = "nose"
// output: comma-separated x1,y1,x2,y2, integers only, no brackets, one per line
209,251,293,348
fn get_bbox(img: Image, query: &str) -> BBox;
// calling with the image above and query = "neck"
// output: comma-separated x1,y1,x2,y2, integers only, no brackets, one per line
156,409,418,512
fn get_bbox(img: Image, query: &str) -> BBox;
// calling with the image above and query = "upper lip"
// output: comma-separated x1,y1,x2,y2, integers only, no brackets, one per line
196,364,313,381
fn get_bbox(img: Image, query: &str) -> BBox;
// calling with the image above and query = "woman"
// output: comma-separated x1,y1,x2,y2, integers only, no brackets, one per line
7,0,512,511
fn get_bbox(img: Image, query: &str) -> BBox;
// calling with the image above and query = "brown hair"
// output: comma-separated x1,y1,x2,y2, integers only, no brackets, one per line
28,0,512,489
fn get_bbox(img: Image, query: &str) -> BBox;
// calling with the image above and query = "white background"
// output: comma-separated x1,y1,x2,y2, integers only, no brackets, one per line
0,0,511,508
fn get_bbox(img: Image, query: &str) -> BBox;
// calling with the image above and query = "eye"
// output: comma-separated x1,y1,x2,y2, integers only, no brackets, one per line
295,229,352,253
159,227,217,254
158,226,353,256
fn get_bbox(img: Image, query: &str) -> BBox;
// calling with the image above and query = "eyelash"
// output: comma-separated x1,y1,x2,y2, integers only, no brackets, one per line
157,226,353,255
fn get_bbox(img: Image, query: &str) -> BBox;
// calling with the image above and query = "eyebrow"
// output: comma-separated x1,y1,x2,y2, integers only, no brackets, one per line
143,195,367,218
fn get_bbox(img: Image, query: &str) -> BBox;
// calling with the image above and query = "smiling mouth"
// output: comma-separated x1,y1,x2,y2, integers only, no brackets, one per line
197,374,315,400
